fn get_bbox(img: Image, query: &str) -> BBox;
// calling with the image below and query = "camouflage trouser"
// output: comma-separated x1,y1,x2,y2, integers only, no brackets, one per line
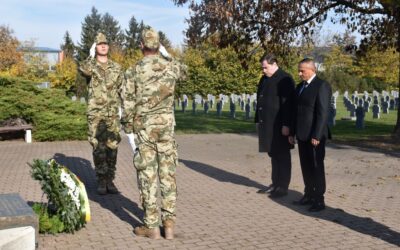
133,116,178,228
88,115,121,180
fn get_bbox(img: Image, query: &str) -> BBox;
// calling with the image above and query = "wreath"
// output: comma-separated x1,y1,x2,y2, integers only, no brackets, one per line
30,159,90,234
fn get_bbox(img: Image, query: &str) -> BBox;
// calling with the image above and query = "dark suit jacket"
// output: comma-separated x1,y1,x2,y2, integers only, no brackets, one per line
291,76,332,141
255,68,295,154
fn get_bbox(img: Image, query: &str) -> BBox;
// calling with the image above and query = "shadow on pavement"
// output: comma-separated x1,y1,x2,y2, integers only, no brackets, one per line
327,142,400,158
270,190,400,247
182,158,400,247
52,153,143,229
180,159,268,191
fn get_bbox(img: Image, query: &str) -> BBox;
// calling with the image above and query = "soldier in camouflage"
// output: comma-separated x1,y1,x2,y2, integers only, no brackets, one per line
79,33,124,195
121,28,186,240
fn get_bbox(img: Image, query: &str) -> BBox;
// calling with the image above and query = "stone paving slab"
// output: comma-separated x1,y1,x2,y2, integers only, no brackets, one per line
0,134,399,249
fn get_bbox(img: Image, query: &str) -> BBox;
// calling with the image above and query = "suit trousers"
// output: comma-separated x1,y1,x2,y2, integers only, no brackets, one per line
297,139,326,201
268,150,292,190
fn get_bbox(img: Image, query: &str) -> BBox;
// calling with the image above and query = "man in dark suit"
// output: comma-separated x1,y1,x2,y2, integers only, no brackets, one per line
289,58,332,212
255,54,295,198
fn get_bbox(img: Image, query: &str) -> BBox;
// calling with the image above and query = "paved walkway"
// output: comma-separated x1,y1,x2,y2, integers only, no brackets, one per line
0,134,399,249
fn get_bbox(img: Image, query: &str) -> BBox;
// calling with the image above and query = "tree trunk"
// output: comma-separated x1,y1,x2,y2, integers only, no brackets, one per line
395,8,400,137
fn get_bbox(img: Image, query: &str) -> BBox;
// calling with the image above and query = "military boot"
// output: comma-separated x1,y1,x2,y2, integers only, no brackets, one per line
163,220,174,240
134,226,161,239
106,179,119,194
97,178,107,195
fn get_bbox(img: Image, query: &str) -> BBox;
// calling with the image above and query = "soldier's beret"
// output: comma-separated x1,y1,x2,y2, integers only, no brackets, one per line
95,33,108,44
141,28,159,50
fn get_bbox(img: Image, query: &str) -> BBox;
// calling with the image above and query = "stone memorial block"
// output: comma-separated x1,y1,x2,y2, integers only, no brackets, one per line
372,100,380,119
363,91,369,100
216,100,222,117
71,96,77,101
181,100,186,113
355,105,365,129
0,193,38,247
245,102,251,119
252,100,257,112
354,96,359,105
382,101,389,114
350,104,356,118
333,91,339,98
364,101,370,113
389,99,395,110
203,101,209,114
192,99,197,114
358,98,364,107
229,99,236,118
240,100,245,111
80,97,86,103
0,226,35,250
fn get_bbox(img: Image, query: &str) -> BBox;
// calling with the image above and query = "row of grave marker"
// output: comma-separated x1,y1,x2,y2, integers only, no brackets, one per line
71,90,399,128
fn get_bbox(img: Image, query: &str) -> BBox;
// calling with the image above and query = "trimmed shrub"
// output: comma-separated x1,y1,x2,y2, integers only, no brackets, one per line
0,76,87,141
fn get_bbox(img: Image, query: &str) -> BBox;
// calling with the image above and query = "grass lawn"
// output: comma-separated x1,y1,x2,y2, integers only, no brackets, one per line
331,96,399,151
175,98,399,152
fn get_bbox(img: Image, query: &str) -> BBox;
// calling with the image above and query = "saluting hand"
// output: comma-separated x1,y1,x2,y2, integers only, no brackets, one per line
89,43,96,58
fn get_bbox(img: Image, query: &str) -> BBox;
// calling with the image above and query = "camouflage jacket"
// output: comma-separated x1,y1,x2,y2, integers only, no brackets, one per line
121,54,186,134
79,58,124,118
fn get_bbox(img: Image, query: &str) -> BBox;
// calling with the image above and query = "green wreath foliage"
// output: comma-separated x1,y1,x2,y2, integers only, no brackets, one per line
30,159,85,233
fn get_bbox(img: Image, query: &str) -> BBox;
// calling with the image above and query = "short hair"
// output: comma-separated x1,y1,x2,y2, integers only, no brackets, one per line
299,58,316,71
142,46,158,53
260,54,278,64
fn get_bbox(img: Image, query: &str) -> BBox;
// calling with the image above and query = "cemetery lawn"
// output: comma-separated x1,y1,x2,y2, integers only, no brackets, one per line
175,98,399,152
175,110,255,134
331,96,399,151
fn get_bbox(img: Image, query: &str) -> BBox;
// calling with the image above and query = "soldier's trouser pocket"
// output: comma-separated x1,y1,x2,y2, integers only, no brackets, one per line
133,143,157,171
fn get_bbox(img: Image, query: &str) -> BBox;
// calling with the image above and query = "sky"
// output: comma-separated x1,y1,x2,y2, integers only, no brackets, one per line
0,0,358,49
0,0,190,48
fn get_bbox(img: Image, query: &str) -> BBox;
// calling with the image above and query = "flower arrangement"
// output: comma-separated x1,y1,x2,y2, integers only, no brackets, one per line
30,159,90,233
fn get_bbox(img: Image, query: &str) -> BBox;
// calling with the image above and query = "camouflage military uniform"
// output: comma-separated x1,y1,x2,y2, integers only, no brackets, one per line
122,32,186,228
79,51,123,182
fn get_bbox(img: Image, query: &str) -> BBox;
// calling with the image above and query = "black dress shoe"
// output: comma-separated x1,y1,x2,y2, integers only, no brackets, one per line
269,187,288,198
256,185,276,194
293,196,313,205
308,201,326,212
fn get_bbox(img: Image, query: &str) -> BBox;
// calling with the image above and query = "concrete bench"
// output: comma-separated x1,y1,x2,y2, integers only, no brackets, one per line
0,125,33,143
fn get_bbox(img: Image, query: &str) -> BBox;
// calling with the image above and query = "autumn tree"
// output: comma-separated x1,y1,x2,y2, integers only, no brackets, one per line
158,31,172,48
125,16,141,50
355,46,399,89
101,12,124,50
173,0,400,135
61,31,75,58
77,6,102,61
49,56,77,92
180,43,260,97
0,25,23,72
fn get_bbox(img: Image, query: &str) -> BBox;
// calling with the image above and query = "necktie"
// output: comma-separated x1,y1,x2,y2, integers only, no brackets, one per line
299,81,308,95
